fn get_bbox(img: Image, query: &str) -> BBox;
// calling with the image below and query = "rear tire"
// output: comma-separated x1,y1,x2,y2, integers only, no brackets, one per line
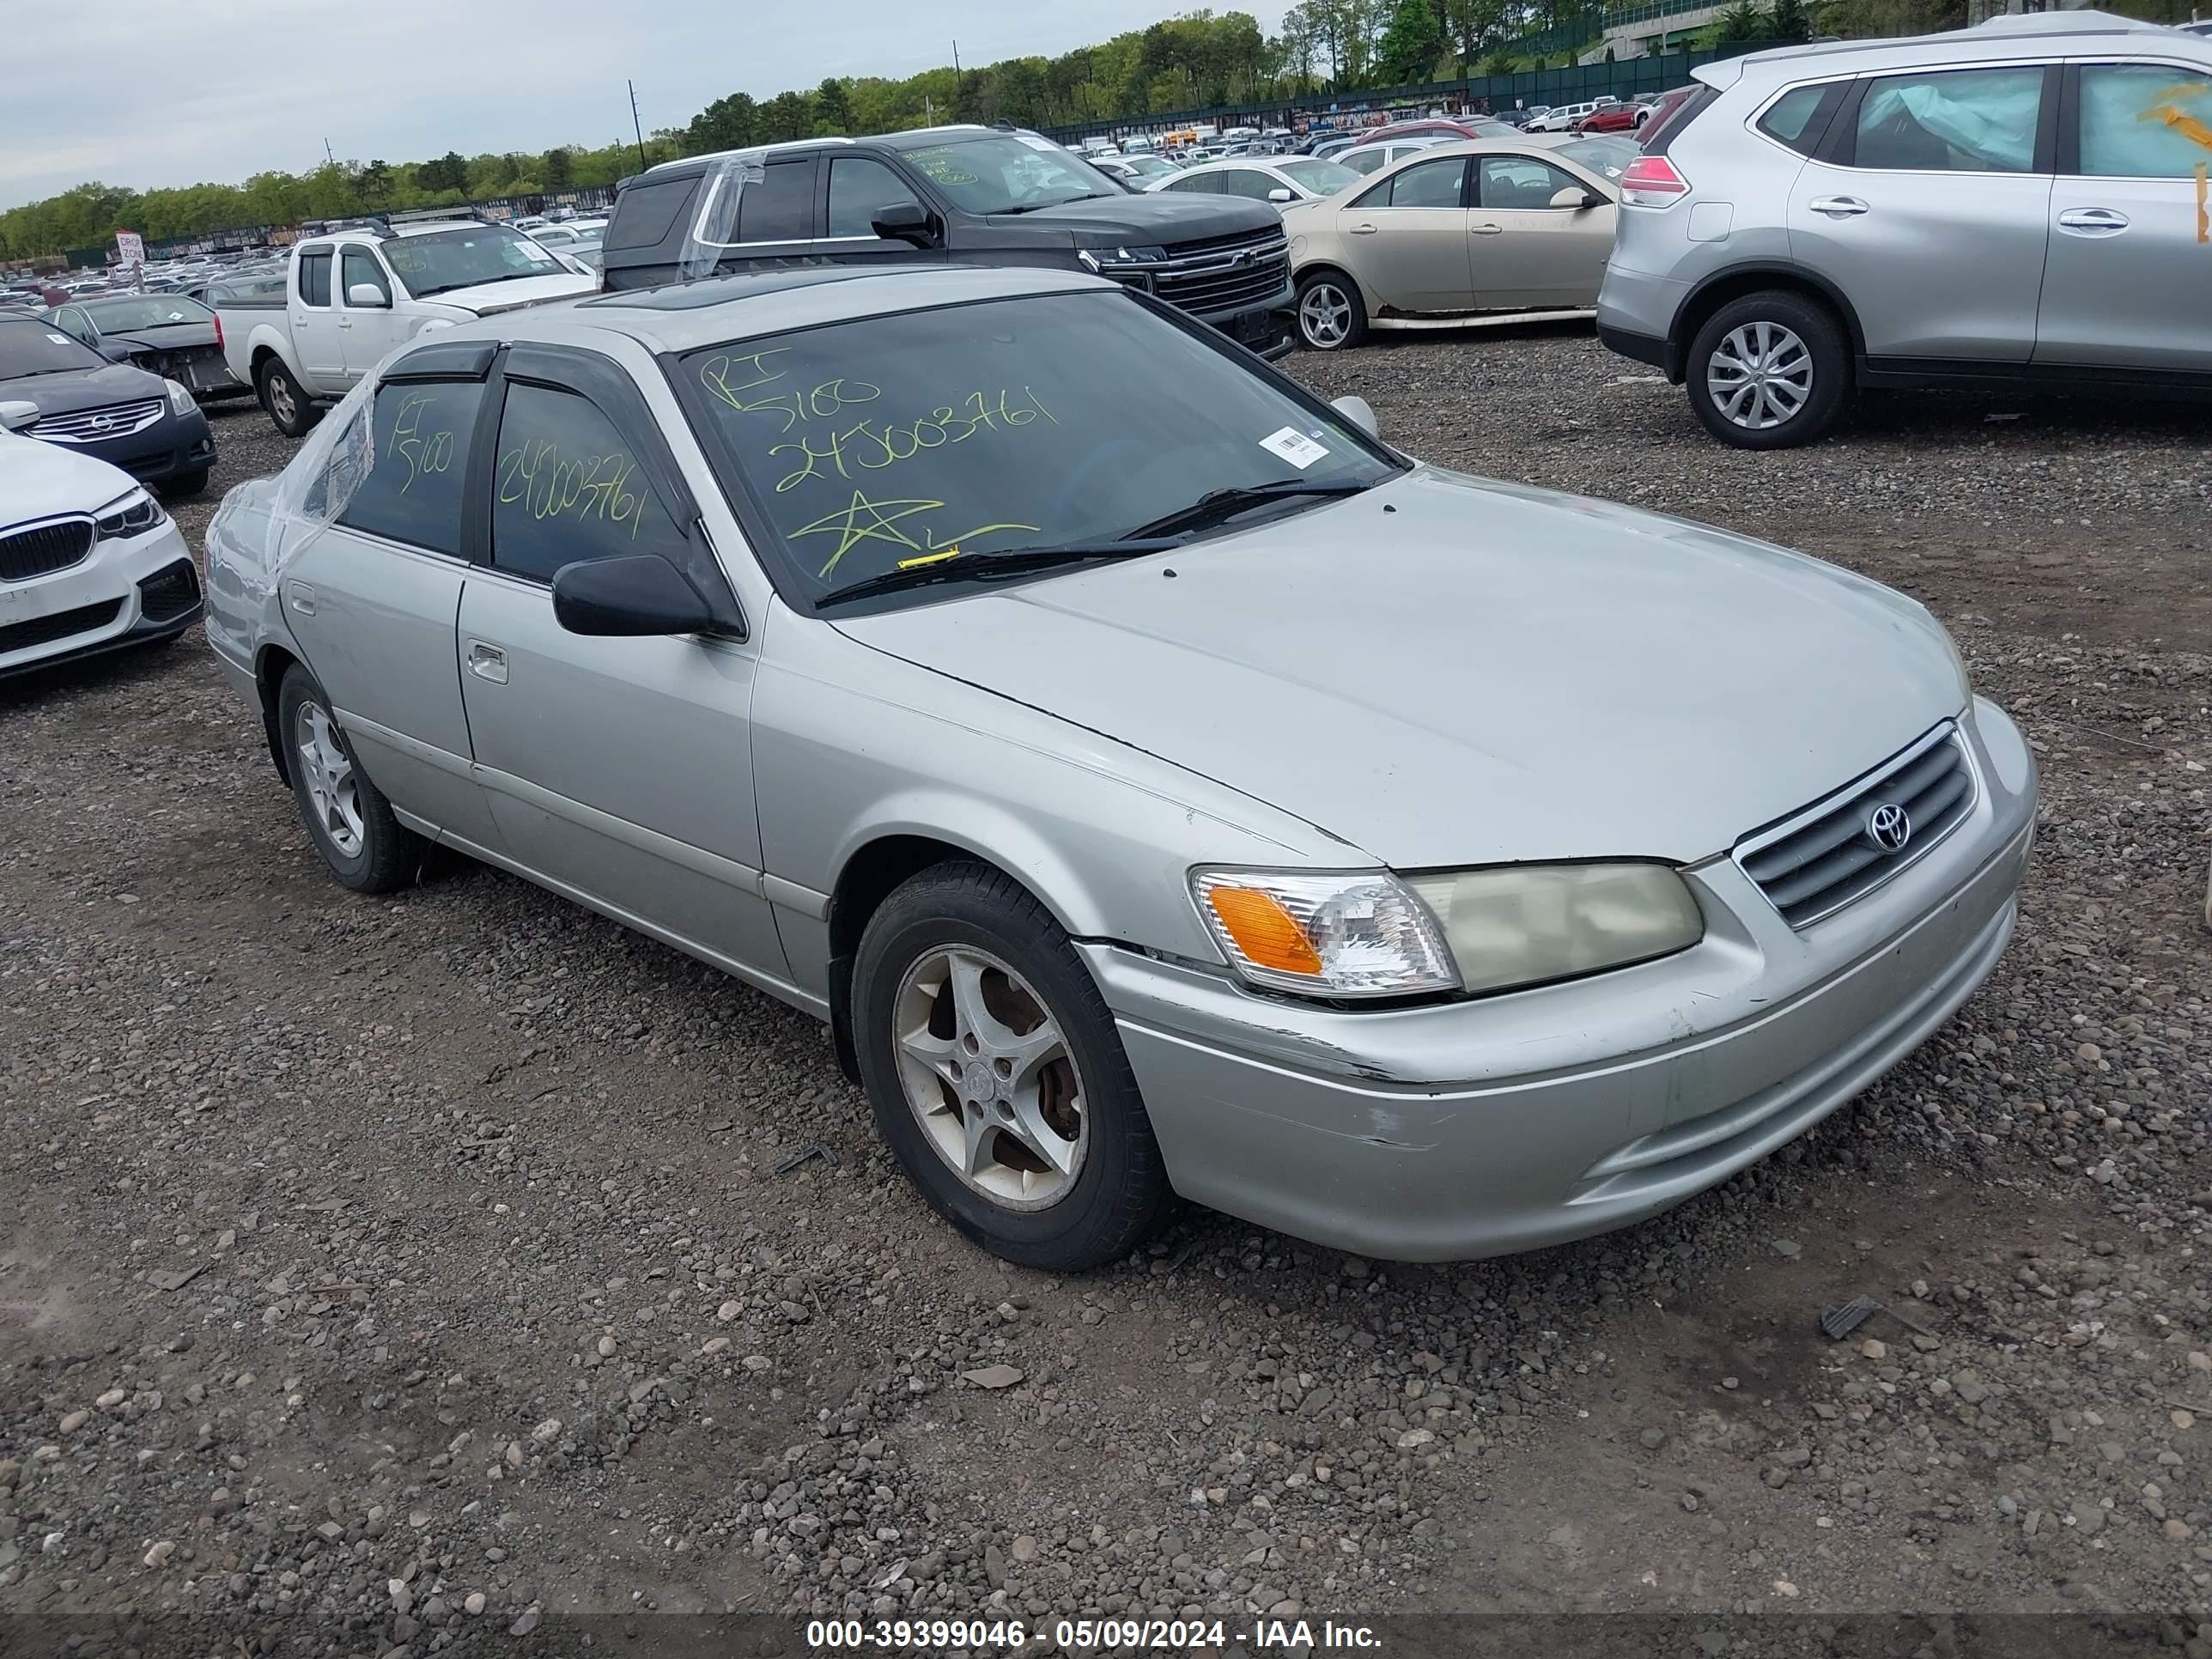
1296,270,1368,351
257,357,322,440
1684,289,1850,449
853,860,1173,1270
276,665,420,894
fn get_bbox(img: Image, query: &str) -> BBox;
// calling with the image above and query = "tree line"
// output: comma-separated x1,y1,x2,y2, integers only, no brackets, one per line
17,0,2181,262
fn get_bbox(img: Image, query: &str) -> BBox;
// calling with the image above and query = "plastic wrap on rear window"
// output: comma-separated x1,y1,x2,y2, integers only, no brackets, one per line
676,153,768,282
257,379,375,569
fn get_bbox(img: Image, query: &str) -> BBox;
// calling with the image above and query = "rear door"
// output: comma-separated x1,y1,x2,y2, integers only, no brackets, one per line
279,348,500,846
291,247,346,385
2034,58,2212,372
817,154,946,270
1787,63,2056,362
1470,153,1616,307
691,155,821,276
454,343,783,975
1339,155,1474,312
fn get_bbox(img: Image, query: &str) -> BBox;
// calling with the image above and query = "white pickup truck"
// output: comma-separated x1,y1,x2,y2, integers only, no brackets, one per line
216,209,598,436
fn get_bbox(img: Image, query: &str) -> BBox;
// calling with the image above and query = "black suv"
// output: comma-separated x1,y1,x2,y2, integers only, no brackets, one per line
601,125,1296,358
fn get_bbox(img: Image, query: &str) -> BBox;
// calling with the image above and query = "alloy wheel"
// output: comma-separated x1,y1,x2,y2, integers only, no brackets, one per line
890,945,1088,1211
295,702,365,858
1705,320,1814,431
267,371,297,425
1299,283,1352,349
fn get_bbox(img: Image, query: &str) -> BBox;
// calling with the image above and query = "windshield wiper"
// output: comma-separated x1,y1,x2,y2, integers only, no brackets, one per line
1122,477,1375,542
411,272,544,298
998,195,1106,215
820,538,1185,607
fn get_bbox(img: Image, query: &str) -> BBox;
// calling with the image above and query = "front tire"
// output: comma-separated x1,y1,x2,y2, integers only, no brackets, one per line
276,665,421,893
1296,270,1368,351
258,357,322,440
1685,289,1850,449
853,861,1173,1270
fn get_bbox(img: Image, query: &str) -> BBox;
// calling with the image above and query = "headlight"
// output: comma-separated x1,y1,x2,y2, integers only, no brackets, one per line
1404,864,1703,995
1078,244,1170,271
94,488,165,540
163,378,195,416
1191,868,1457,999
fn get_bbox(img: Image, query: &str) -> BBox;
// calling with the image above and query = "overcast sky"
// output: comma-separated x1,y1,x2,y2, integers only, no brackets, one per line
6,0,1291,210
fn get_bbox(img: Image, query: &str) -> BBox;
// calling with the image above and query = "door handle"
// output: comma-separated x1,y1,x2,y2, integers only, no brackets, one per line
1471,222,1504,234
2057,207,2130,234
337,317,351,329
287,581,316,617
1808,195,1869,218
465,640,508,684
1349,222,1378,234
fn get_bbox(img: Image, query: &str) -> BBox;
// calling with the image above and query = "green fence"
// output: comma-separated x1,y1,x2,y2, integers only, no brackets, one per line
1042,40,1773,143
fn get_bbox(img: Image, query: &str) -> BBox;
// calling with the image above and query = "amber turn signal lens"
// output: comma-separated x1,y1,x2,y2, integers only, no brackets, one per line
1206,885,1324,976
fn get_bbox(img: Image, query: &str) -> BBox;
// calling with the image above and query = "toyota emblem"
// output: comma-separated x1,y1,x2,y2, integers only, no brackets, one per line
1865,802,1911,854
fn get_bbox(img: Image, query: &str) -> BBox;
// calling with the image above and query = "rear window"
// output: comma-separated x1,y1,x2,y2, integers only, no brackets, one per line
605,177,696,251
1756,82,1847,156
1643,84,1716,154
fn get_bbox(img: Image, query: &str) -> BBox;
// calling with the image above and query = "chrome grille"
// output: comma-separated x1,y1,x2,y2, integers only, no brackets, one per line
1735,724,1976,929
31,398,167,443
1106,230,1291,318
0,517,94,583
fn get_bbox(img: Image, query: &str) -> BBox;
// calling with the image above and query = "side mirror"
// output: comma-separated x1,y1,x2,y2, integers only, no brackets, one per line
553,555,714,637
1329,394,1379,439
0,399,40,432
345,283,391,308
96,338,136,362
1550,186,1604,210
871,201,938,248
1267,186,1295,204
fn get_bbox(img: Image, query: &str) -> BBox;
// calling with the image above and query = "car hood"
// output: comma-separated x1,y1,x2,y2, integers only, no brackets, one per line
0,427,138,523
832,469,1966,869
0,361,170,417
982,191,1282,248
414,271,599,314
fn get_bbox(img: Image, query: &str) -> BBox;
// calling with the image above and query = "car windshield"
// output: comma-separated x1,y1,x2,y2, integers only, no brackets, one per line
901,135,1119,214
678,289,1397,604
82,295,215,330
1555,136,1639,180
1278,158,1363,195
0,319,106,378
380,226,564,297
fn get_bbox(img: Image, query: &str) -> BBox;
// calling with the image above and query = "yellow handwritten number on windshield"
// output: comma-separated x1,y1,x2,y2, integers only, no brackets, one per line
391,392,456,495
788,490,1039,578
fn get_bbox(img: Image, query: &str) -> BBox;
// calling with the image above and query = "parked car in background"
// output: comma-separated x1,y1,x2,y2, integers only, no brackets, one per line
600,125,1297,358
1366,118,1523,143
1531,99,1613,132
1285,140,1620,350
0,416,204,677
1092,153,1182,187
1577,94,1665,133
1599,9,2212,447
1148,155,1364,204
46,293,250,403
1334,136,1455,176
185,271,289,307
0,315,215,495
217,208,599,437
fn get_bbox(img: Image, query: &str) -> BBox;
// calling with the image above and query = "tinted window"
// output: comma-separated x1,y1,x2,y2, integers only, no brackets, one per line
1477,155,1580,210
828,157,921,236
299,250,332,307
1854,66,2042,173
335,379,484,556
491,383,687,582
704,159,815,244
2078,64,2212,177
679,289,1394,603
1757,83,1838,154
341,247,391,305
605,177,694,251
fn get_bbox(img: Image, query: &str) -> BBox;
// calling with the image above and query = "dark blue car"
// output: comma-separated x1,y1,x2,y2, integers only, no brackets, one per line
0,315,216,496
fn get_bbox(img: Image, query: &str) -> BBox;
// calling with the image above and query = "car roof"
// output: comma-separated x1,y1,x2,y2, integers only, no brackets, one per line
439,263,1115,357
641,124,1013,179
1712,7,2195,85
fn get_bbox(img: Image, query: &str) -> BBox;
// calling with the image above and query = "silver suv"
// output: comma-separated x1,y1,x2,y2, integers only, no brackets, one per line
1597,11,2212,447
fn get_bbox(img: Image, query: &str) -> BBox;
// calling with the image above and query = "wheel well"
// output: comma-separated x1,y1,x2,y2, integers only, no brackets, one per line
249,344,280,379
1670,271,1862,380
1297,264,1362,301
822,834,1012,1085
254,643,301,784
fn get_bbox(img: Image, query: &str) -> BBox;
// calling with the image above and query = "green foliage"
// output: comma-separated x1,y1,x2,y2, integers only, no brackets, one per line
1709,0,1772,41
1766,0,1812,40
543,147,574,191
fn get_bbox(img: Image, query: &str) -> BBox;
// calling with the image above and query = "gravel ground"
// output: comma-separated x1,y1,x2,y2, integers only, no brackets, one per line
3,343,2210,1657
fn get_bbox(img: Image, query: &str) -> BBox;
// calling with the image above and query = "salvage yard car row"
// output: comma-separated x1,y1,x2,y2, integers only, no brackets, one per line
20,8,2212,1272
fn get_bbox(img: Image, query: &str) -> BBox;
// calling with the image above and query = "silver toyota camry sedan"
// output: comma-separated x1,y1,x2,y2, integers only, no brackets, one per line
204,264,2036,1271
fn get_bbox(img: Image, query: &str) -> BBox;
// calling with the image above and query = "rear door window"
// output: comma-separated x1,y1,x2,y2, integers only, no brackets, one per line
335,378,485,556
1852,65,2044,173
298,250,332,307
1359,157,1467,209
2076,64,2212,176
738,160,817,242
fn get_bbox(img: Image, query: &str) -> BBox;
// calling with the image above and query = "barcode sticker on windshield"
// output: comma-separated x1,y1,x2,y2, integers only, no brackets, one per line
1258,426,1330,469
46,332,70,345
1017,134,1060,152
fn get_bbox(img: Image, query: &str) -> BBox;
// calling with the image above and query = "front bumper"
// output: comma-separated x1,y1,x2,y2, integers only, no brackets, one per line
0,519,203,678
61,410,217,487
1085,697,2037,1261
1193,275,1297,361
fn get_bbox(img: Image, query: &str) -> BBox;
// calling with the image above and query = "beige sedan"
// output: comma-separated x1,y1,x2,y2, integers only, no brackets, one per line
1282,138,1623,351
